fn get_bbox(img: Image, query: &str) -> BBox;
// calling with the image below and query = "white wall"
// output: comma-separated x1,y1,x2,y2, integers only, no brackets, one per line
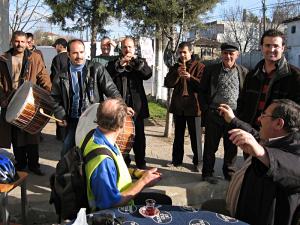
286,21,300,47
0,0,9,54
287,47,300,68
286,20,300,68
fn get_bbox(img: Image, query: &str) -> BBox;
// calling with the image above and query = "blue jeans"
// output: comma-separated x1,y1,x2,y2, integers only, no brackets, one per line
61,118,79,157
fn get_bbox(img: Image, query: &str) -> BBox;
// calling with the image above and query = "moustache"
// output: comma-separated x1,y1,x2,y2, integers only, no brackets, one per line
75,58,83,61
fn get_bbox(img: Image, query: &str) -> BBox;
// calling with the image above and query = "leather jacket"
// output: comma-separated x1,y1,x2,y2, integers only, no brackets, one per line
51,60,121,121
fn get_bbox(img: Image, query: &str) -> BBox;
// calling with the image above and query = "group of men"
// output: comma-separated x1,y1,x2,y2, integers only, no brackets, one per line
164,29,300,224
1,29,300,225
0,32,152,174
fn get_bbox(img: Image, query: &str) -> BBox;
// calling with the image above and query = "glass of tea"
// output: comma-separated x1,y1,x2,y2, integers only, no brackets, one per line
145,199,156,216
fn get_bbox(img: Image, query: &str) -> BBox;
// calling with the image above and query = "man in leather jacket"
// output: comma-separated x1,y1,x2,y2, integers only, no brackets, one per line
51,39,121,157
106,37,152,169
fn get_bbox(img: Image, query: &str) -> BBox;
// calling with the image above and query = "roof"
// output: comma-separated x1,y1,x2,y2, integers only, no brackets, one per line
283,16,300,24
193,37,221,48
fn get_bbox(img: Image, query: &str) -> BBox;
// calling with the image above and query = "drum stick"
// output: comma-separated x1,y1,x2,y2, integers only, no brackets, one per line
39,108,63,123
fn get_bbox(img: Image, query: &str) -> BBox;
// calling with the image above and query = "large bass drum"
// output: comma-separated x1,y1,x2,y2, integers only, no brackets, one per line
5,81,54,134
75,103,135,154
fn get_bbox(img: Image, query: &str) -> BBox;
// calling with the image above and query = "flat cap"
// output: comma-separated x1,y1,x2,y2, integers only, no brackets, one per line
221,42,239,52
52,38,67,48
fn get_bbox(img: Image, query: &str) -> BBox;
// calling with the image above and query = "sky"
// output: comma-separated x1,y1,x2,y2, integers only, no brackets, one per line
26,0,282,40
205,0,279,21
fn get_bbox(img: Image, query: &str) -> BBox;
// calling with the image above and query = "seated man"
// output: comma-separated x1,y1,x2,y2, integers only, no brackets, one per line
82,98,171,210
203,99,300,225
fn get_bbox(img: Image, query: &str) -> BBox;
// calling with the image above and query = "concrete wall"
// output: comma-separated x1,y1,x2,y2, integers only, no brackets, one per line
286,20,300,68
0,0,9,54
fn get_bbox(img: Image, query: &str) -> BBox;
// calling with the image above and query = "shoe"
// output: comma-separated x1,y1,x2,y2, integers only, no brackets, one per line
29,167,45,176
166,162,182,167
192,165,200,172
15,164,27,171
137,164,147,170
224,174,232,181
202,176,219,184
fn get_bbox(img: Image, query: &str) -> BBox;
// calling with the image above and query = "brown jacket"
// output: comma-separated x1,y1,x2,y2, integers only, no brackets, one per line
164,58,205,116
0,49,51,147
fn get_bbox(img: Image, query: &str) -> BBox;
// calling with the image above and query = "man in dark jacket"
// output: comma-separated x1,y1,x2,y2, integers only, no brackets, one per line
51,39,121,157
106,37,152,169
50,38,69,81
50,38,69,141
218,99,300,225
0,31,51,175
164,41,205,172
237,29,300,129
196,42,248,183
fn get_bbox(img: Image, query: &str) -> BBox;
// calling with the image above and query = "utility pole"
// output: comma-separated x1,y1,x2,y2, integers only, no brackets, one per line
262,0,267,32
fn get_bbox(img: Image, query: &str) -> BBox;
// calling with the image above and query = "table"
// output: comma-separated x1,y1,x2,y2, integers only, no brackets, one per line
0,171,28,225
90,205,249,225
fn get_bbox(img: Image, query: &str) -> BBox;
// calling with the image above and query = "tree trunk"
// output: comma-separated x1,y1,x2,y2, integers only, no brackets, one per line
90,20,97,59
90,0,99,59
164,32,174,138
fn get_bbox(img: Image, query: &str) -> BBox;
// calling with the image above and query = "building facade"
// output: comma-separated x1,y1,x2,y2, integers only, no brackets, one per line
284,16,300,68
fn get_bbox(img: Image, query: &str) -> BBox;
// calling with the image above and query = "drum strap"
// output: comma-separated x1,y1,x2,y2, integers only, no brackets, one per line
18,50,30,87
121,76,127,101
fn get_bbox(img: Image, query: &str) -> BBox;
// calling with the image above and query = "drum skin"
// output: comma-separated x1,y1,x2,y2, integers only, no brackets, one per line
5,81,54,134
75,103,135,153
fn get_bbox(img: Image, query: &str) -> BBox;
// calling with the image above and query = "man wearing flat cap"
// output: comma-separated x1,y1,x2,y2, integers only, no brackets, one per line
193,41,248,184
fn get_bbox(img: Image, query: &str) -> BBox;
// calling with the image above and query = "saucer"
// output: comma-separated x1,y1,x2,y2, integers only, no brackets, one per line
139,206,160,218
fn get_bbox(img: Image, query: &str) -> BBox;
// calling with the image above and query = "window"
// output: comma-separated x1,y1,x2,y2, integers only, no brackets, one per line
291,26,296,34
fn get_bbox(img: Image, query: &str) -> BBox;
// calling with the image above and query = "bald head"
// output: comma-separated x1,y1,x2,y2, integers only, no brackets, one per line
101,37,111,56
121,37,135,56
96,98,127,131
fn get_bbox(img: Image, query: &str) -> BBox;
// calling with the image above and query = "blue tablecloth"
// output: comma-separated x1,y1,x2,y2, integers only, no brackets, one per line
90,205,249,225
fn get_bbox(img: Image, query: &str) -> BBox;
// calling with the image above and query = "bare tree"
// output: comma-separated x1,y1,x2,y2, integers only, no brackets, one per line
269,0,300,29
223,6,260,52
9,0,51,33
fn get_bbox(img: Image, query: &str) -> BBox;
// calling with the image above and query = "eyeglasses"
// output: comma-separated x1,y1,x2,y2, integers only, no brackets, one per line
260,111,276,119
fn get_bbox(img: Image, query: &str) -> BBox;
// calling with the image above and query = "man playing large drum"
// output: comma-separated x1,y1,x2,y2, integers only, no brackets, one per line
51,39,122,157
0,31,51,176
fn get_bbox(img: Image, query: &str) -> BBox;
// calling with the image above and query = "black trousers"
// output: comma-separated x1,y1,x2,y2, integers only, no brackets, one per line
202,109,237,179
13,144,40,170
129,116,146,168
172,115,199,165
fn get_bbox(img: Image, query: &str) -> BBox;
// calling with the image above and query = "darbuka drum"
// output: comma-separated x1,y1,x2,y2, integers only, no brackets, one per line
6,81,54,134
75,103,135,153
116,115,135,154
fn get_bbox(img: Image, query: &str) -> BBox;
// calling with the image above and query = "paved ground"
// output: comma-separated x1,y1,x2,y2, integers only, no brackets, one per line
2,119,244,224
